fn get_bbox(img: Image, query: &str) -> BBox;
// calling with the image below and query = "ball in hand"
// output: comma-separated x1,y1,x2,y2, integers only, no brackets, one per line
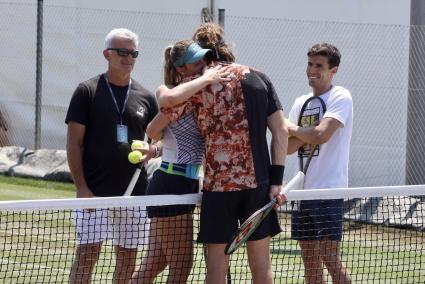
131,140,149,151
128,151,145,164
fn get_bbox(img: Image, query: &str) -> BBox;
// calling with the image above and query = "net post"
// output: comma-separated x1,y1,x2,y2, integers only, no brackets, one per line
406,0,425,186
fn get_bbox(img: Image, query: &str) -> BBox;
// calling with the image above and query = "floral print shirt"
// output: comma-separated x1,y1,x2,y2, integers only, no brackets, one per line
163,62,282,192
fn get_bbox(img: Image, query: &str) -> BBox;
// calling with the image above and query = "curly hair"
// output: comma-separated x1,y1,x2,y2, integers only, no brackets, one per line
192,22,235,63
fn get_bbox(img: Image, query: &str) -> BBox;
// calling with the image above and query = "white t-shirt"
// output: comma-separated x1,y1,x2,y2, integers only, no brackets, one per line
288,86,353,189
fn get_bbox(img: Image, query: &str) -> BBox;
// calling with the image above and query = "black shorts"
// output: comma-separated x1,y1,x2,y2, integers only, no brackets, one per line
146,170,199,218
291,199,344,241
197,187,282,244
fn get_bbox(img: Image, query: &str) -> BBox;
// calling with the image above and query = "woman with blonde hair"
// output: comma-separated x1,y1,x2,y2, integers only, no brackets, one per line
131,40,230,284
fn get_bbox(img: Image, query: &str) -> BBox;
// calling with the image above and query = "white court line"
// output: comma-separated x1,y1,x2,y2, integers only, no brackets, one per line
0,228,75,244
0,258,103,280
0,257,71,276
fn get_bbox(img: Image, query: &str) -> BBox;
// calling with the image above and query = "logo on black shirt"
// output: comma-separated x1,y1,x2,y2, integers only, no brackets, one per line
137,105,146,118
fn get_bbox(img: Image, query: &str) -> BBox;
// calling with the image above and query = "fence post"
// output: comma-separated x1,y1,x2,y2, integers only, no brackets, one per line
218,9,225,27
35,0,43,149
406,0,425,184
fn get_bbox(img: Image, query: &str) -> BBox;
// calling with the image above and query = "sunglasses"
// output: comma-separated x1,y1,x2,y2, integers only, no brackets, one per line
107,48,139,58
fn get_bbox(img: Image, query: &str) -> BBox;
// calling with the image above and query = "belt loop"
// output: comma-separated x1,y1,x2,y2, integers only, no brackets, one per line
167,162,173,172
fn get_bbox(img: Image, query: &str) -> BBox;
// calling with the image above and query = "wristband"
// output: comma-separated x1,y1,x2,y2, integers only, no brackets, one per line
269,165,285,185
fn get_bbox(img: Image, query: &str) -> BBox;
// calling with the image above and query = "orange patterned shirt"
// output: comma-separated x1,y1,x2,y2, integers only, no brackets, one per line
163,62,282,192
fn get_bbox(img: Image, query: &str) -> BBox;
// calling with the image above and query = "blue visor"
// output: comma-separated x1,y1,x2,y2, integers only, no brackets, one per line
173,43,211,67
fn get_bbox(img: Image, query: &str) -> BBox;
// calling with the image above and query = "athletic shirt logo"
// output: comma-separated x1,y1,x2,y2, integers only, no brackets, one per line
136,105,146,118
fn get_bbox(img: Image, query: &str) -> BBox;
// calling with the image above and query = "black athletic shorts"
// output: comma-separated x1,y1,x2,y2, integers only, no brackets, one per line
291,199,344,241
197,186,282,244
146,170,199,218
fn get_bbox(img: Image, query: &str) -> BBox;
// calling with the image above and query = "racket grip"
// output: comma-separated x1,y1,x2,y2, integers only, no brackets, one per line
279,171,305,195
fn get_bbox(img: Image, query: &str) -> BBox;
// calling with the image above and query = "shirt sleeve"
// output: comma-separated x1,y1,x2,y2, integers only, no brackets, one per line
323,88,353,127
255,71,283,116
288,97,302,125
65,83,91,125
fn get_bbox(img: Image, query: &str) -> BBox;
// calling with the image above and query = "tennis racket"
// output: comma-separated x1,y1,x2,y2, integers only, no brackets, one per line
224,171,305,255
291,96,327,213
298,96,327,173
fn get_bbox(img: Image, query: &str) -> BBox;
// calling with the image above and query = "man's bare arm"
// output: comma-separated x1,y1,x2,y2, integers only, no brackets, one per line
157,65,230,108
267,110,289,206
66,122,93,198
288,117,342,145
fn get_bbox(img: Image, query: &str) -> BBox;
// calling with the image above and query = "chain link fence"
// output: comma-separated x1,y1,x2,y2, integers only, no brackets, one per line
0,2,423,187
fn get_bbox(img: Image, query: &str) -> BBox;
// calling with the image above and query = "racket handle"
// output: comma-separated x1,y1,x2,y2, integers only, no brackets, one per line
279,171,305,195
123,167,141,196
303,144,318,174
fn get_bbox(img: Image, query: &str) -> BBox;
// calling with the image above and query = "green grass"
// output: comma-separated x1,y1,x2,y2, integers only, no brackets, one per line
0,174,74,201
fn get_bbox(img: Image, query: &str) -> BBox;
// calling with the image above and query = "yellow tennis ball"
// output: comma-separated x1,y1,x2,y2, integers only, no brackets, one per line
128,151,144,164
131,140,148,151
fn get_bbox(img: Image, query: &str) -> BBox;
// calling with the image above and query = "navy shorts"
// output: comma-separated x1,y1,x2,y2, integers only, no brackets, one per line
146,170,199,218
197,187,282,244
291,199,344,241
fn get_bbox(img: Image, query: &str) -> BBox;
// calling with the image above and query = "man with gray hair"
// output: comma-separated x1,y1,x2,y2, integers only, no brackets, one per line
66,28,160,283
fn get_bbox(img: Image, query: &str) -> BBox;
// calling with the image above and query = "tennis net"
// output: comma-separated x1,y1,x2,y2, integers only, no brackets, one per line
1,185,424,283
